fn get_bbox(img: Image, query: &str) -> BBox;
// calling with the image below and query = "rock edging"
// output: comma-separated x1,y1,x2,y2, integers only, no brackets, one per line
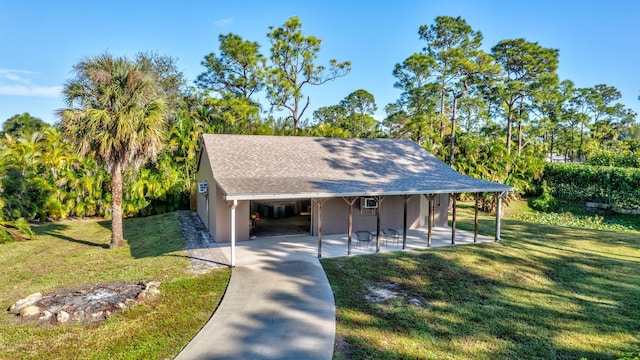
7,281,160,326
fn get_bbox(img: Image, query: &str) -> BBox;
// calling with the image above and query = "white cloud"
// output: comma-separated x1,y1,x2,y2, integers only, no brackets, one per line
213,18,233,27
0,84,62,97
4,73,30,83
0,69,34,83
0,69,61,98
0,69,33,75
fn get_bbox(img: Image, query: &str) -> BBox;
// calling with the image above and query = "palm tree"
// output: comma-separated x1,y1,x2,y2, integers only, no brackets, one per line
60,53,167,248
0,141,35,242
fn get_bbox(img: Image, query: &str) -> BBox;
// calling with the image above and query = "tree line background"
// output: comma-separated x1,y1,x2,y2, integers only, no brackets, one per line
1,16,638,243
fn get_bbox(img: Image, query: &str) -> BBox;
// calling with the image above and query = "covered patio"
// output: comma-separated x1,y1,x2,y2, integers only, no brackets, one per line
196,135,512,267
212,226,496,267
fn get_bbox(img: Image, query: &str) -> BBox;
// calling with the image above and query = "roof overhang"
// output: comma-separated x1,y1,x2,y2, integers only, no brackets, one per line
222,186,513,201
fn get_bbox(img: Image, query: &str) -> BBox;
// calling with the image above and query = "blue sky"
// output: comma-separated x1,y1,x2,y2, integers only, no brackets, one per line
1,0,639,125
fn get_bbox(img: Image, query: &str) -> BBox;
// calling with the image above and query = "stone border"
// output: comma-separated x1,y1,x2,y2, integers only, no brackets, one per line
7,281,160,326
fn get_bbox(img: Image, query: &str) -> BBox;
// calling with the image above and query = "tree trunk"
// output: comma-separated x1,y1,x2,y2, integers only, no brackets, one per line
506,110,513,154
570,128,575,162
449,97,458,167
578,122,585,161
449,83,467,167
517,121,523,155
549,130,555,162
292,108,299,133
440,82,446,138
516,97,525,155
110,161,125,249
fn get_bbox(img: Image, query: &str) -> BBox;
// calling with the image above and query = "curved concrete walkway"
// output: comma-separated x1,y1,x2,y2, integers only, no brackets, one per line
175,247,335,360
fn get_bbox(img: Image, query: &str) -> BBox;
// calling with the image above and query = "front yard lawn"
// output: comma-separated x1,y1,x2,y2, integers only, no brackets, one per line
322,203,640,359
0,212,230,359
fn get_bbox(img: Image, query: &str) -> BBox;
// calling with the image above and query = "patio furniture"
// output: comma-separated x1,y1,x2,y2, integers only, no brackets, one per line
355,231,373,248
383,228,400,247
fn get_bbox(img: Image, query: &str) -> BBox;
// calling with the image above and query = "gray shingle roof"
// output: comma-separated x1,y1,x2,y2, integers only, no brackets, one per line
199,134,512,200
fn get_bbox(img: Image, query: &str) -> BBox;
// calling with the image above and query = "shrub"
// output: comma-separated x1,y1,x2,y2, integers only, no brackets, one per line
0,218,35,243
587,148,639,168
618,352,640,360
543,163,640,210
531,182,558,212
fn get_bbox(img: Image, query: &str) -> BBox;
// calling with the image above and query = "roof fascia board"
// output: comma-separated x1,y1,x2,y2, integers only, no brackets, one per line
223,186,513,201
195,144,205,173
216,182,230,198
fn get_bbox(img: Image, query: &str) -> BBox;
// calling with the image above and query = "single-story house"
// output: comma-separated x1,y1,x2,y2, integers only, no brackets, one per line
196,134,512,266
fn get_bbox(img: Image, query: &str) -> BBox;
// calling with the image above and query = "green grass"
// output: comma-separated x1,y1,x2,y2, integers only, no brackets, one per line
0,212,231,359
322,202,640,359
509,199,640,232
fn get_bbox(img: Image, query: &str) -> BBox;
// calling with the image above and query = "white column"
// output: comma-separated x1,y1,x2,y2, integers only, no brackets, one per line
402,195,411,250
495,193,502,241
312,199,327,259
451,194,456,245
230,199,238,267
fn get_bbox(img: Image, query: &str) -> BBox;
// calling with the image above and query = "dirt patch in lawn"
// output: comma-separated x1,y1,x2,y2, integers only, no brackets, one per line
365,282,425,307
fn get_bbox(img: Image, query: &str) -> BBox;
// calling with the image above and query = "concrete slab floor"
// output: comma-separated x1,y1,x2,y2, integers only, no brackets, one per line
215,227,496,267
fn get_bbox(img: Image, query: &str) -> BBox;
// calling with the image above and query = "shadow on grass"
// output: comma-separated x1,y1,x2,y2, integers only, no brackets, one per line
164,254,229,268
34,221,110,249
322,218,640,359
120,213,186,259
34,213,187,259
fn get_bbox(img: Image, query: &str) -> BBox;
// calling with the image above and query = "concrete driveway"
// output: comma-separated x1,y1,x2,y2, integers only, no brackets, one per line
175,242,335,360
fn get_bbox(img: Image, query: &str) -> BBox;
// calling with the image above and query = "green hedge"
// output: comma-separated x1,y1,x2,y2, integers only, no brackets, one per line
586,149,639,168
543,163,640,210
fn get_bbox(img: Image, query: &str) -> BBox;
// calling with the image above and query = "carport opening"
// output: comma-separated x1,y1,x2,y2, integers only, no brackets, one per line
250,199,312,237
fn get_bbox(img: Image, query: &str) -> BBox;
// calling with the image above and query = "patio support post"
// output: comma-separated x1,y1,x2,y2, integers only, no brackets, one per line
229,199,238,268
309,202,313,236
423,194,434,247
402,195,412,249
474,193,479,243
374,196,384,253
312,199,327,258
495,192,505,241
430,195,436,247
342,197,358,255
451,194,456,245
